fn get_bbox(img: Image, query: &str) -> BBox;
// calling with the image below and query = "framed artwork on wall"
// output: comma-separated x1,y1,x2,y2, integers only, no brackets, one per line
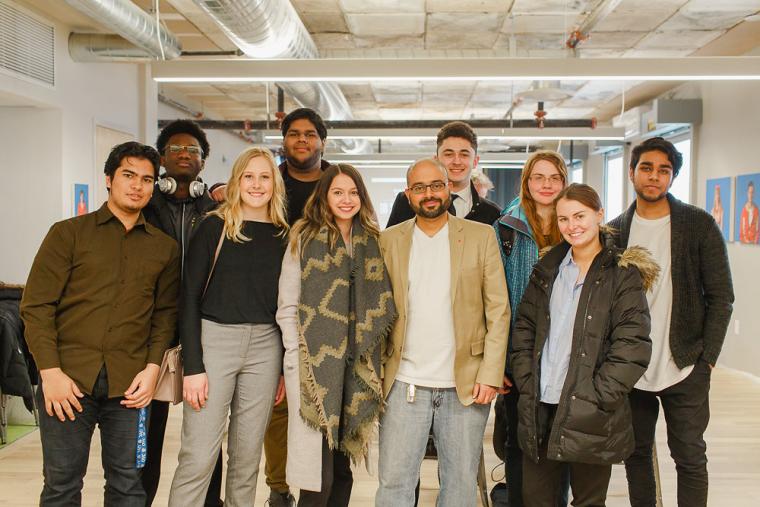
734,173,760,245
74,183,89,217
706,177,730,241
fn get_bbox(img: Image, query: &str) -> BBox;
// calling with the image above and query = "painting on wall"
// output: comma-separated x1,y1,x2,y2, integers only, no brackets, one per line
734,173,760,245
706,177,730,241
73,183,89,217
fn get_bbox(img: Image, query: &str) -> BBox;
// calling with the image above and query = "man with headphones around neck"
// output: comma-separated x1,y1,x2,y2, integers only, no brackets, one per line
142,119,221,507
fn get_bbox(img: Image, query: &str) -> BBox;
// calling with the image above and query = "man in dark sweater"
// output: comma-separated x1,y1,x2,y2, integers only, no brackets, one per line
141,119,221,507
608,137,734,507
385,121,500,228
266,107,331,507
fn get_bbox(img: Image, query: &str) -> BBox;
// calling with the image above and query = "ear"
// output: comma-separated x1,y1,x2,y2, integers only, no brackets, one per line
598,207,605,223
628,166,635,182
473,154,480,169
159,155,166,168
105,175,112,191
404,188,412,203
200,158,205,171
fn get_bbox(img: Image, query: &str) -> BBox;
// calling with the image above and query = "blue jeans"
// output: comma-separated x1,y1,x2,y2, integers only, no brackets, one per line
37,366,145,506
376,380,490,507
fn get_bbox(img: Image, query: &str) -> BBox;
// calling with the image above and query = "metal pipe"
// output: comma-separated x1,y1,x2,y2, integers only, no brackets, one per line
159,118,599,130
65,0,181,60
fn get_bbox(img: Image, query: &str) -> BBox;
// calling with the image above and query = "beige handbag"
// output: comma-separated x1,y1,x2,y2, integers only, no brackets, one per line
153,229,225,404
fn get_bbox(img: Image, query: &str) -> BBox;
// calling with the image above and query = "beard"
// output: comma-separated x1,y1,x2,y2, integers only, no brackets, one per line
634,185,668,203
285,149,322,172
411,195,451,219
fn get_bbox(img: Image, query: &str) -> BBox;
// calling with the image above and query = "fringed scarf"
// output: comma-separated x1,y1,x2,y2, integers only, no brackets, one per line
297,220,396,462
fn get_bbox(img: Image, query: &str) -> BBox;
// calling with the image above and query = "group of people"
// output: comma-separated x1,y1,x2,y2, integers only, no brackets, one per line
19,108,733,507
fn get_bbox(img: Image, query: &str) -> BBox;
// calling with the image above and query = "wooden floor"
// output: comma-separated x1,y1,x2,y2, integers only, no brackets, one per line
1,367,759,506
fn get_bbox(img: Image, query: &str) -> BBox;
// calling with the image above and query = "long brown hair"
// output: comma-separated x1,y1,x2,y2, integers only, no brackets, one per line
208,147,288,242
519,150,569,250
290,164,380,255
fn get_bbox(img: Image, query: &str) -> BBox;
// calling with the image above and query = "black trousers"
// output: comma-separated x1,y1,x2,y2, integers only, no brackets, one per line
522,403,611,507
624,359,712,507
37,367,145,507
297,437,353,507
502,388,570,507
142,399,224,506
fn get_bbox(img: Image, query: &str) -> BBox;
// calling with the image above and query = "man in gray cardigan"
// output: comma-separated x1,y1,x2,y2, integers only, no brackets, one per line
608,137,734,507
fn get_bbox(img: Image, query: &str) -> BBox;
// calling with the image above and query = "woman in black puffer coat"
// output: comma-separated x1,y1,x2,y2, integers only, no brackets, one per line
510,184,658,507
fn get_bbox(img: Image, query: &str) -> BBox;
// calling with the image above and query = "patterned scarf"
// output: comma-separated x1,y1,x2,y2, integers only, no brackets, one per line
297,220,396,462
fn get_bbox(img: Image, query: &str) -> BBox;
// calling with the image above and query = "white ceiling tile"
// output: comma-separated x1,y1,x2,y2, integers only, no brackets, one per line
576,48,627,57
592,1,687,32
301,13,349,33
581,31,648,49
311,33,355,49
339,84,375,101
292,0,342,12
378,107,424,120
339,0,425,14
426,31,499,49
623,48,694,57
511,0,593,15
346,13,426,36
636,30,724,49
503,14,577,33
426,0,515,12
683,0,760,12
658,10,756,31
494,33,567,51
354,35,425,49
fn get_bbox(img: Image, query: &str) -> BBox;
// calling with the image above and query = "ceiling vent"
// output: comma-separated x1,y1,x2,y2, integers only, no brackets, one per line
0,1,55,86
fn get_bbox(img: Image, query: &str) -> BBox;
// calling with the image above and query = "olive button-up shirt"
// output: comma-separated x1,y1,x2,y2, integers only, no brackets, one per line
20,204,180,397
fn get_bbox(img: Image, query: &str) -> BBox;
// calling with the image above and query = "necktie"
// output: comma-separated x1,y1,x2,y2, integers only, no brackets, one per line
450,194,459,216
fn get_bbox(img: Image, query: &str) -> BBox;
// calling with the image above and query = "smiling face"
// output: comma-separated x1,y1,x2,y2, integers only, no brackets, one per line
630,149,675,203
436,136,478,191
282,118,324,172
405,160,452,219
327,173,361,225
527,159,565,206
106,156,155,215
238,156,274,213
556,197,604,249
160,132,204,181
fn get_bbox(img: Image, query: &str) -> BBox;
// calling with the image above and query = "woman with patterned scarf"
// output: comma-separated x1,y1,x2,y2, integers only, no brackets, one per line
276,164,397,507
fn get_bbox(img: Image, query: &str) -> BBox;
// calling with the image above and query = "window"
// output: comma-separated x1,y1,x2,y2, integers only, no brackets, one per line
570,163,583,184
604,154,624,222
669,137,691,203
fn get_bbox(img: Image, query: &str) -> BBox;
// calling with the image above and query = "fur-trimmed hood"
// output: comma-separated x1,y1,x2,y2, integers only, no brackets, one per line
617,245,660,292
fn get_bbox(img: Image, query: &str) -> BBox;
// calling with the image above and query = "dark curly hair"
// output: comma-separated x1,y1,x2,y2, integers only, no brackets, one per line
630,137,683,178
156,119,210,160
103,142,160,179
281,108,327,141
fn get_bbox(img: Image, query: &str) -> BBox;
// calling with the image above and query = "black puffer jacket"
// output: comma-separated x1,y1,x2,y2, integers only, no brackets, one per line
510,232,657,465
0,286,35,411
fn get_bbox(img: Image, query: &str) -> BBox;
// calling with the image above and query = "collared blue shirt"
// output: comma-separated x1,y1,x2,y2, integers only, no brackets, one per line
540,248,584,404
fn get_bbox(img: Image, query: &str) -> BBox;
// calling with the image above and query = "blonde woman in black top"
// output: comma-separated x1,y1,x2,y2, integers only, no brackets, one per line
169,147,289,506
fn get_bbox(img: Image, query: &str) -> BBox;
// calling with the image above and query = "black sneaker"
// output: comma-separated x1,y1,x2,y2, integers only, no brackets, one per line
266,490,296,507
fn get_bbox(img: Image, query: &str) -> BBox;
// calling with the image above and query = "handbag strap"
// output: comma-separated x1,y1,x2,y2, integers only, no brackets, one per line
202,226,226,298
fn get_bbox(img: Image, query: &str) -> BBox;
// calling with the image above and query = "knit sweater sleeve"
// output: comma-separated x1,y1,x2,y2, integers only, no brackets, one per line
697,212,734,365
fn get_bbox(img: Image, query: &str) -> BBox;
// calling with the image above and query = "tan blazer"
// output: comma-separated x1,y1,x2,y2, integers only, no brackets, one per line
379,215,510,406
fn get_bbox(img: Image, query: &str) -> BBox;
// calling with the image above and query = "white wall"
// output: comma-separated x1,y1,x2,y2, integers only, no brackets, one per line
0,3,148,283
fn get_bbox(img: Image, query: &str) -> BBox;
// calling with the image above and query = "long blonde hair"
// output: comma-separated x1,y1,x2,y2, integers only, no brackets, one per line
519,150,569,250
209,147,288,242
290,164,379,255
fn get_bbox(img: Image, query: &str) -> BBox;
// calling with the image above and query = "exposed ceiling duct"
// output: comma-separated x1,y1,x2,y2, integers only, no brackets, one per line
65,0,182,61
566,0,625,49
189,0,365,152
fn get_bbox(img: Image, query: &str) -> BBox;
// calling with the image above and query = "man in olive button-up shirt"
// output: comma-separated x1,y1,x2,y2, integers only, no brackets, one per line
20,141,180,506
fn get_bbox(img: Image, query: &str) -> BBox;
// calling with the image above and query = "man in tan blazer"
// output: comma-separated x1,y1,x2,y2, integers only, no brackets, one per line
376,158,510,507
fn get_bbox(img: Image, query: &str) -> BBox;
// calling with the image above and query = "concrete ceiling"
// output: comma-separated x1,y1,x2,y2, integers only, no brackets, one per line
20,0,760,127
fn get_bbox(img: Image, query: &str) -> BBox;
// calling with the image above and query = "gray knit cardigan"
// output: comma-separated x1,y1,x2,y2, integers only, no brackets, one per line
608,193,734,367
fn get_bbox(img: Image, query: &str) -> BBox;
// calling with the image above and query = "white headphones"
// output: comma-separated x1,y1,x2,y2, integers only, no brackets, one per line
158,176,206,198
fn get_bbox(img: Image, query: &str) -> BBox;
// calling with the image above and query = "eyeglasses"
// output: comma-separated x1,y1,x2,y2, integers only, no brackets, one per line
408,181,447,194
529,174,564,185
166,144,203,157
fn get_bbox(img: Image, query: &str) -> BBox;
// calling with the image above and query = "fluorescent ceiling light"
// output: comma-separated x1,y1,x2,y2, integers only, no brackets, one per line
152,57,760,83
